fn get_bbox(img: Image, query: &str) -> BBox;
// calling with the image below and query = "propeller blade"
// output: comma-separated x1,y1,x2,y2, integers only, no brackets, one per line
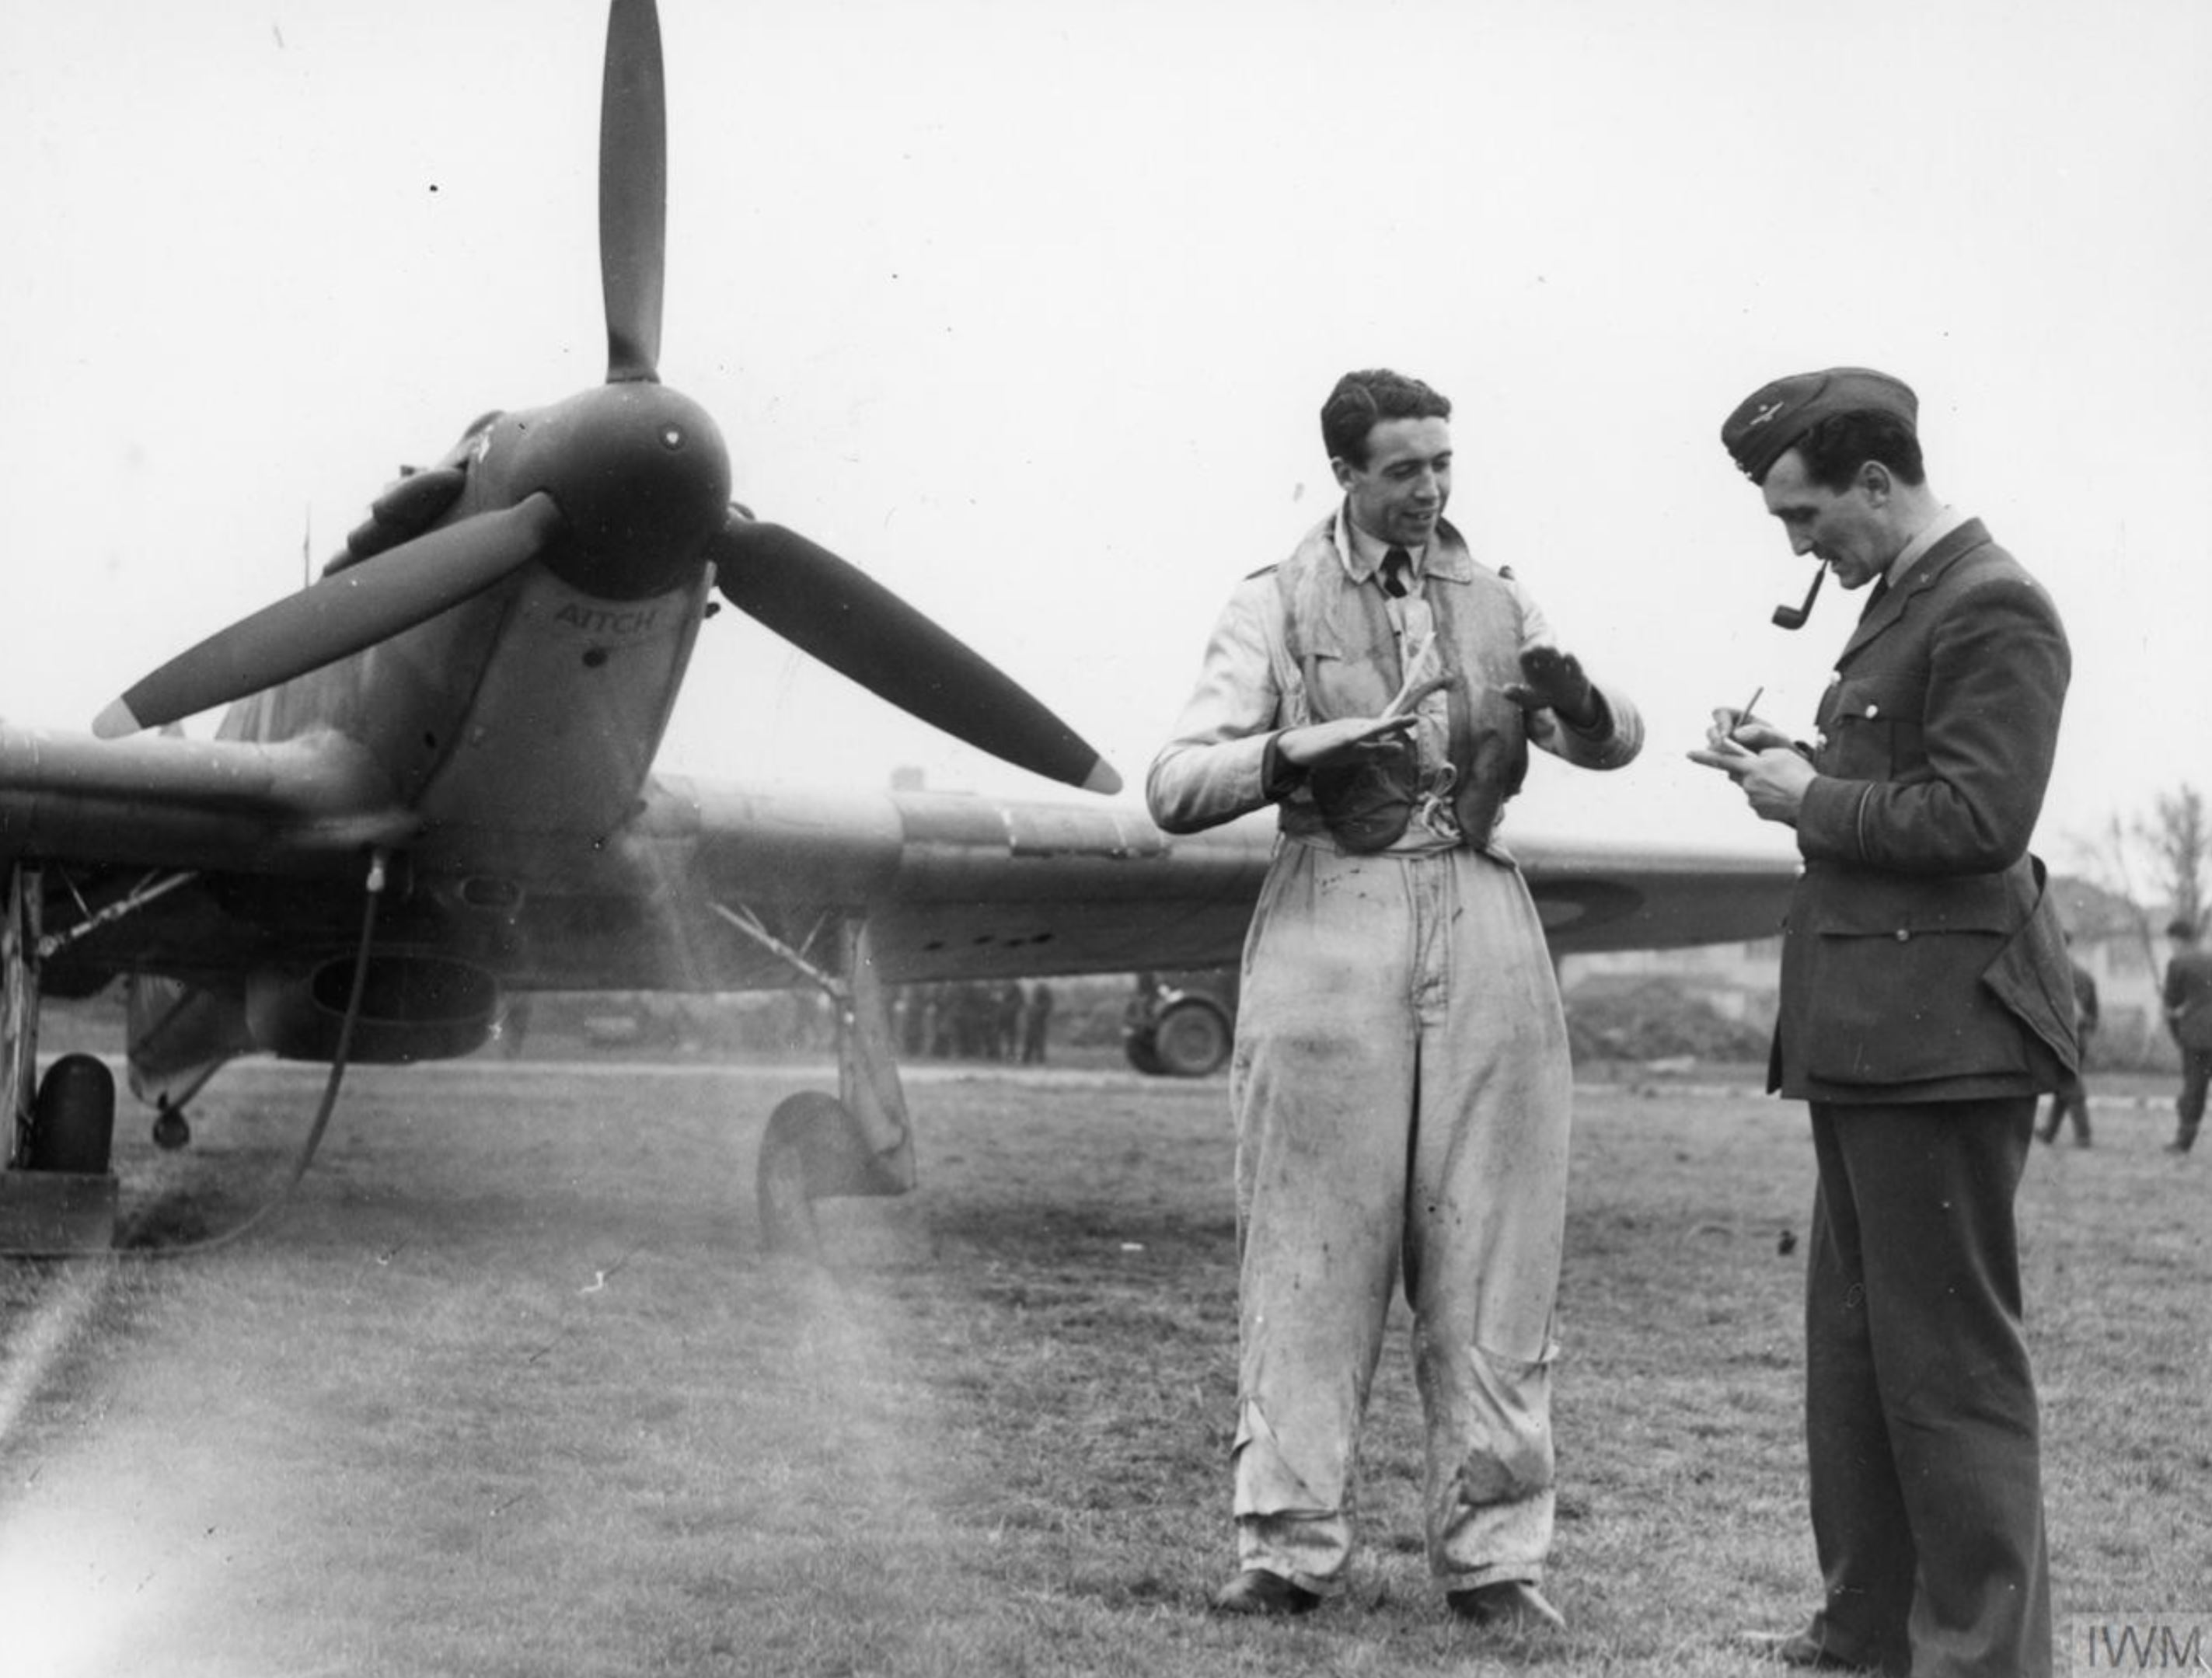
709,517,1122,795
95,494,565,738
599,0,667,384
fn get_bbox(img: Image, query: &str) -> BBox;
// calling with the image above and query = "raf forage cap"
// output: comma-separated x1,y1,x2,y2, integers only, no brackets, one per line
1720,367,1918,483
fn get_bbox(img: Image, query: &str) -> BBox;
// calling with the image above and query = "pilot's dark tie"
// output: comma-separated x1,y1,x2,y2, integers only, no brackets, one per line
1380,547,1412,598
1858,574,1891,622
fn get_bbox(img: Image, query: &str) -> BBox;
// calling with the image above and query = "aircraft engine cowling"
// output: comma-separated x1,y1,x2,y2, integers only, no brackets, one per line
246,957,502,1064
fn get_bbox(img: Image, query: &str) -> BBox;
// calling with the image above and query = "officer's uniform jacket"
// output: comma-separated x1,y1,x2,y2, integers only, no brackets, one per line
1774,518,2078,1103
1147,511,1640,850
2162,947,2212,1051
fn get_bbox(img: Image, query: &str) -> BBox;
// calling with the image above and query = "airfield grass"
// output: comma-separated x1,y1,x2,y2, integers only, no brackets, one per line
1,1058,2207,1676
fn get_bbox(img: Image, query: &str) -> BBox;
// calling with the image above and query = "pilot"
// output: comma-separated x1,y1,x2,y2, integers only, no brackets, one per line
1146,368,1642,1631
1691,368,2074,1676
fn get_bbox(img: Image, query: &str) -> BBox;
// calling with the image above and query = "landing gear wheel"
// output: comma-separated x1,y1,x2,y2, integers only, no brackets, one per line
28,1054,116,1174
152,1101,191,1151
756,1091,875,1258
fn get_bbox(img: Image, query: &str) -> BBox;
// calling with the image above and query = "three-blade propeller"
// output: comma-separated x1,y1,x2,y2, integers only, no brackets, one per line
95,496,565,740
92,0,1119,795
599,0,666,384
712,518,1121,794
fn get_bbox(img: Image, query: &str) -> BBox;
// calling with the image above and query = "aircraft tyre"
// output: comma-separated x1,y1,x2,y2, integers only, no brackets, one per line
756,1090,877,1257
26,1053,117,1174
1150,996,1231,1078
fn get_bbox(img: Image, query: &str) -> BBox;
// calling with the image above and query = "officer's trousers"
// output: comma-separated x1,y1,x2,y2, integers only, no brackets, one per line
1802,1099,2050,1678
1226,837,1570,1592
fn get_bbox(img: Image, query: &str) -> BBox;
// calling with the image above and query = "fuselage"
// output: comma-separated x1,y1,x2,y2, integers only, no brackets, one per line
217,378,732,881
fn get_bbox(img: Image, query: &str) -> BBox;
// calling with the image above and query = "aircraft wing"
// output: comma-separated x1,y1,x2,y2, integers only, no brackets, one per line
2,720,1795,995
656,775,1799,986
0,724,413,877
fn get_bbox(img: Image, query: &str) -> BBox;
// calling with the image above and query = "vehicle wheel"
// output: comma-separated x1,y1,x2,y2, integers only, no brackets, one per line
1152,998,1231,1078
1122,1029,1164,1075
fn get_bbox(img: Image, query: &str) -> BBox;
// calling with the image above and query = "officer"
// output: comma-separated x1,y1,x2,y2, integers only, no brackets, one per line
1692,367,2074,1676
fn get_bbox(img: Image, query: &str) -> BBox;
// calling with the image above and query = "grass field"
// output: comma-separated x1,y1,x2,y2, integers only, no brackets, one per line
1,1058,2206,1676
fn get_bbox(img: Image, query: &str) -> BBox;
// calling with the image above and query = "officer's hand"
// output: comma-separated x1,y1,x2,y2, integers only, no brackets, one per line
1275,714,1418,770
1686,738,1816,826
1504,645,1599,727
1706,707,1793,754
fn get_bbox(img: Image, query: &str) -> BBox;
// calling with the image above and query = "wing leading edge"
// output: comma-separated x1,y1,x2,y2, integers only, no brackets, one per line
0,720,1795,996
669,779,1798,987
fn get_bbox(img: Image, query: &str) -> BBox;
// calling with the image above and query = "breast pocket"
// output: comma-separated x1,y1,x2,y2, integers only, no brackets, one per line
1819,678,1927,780
1303,647,1395,722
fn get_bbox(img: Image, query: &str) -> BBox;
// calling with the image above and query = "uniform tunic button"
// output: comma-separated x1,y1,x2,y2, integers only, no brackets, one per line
1865,703,1880,719
1895,929,1910,942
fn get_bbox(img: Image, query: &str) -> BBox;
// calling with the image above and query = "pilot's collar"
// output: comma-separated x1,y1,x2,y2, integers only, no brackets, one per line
1335,504,1427,587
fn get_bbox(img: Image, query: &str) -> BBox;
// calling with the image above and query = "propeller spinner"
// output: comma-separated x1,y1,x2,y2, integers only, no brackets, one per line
92,0,1120,796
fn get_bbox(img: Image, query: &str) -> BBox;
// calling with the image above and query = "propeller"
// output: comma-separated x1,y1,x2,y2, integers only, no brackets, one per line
93,494,565,738
709,516,1123,795
93,0,667,738
599,0,666,384
93,0,1124,801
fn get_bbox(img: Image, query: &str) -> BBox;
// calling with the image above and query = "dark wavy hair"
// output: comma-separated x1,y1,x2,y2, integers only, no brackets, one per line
1321,369,1451,467
1794,409,1926,492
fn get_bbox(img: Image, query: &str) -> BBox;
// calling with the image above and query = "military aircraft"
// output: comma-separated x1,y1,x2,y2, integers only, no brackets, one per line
0,0,1795,1256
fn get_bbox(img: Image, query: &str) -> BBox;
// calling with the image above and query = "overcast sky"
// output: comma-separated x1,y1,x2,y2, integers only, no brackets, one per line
3,0,2206,870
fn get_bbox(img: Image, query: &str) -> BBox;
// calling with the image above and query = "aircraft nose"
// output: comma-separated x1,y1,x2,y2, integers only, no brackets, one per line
497,384,732,600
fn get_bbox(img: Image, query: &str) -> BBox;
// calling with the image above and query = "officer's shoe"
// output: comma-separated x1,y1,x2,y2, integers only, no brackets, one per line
1446,1579,1566,1632
1211,1569,1320,1616
1733,1626,1879,1669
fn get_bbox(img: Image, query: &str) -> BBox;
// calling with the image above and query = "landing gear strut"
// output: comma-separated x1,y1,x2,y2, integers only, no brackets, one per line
713,909,915,1258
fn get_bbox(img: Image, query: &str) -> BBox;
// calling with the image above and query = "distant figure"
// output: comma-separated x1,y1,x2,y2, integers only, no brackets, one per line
961,981,996,1059
1020,982,1054,1064
1148,367,1642,1632
2161,918,2212,1155
926,983,955,1059
1694,368,2074,1678
1124,972,1160,1034
2037,938,2099,1146
947,982,982,1059
995,981,1025,1061
500,995,533,1061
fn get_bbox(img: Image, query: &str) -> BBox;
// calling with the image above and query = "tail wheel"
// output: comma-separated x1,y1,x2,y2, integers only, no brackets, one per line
152,1101,192,1151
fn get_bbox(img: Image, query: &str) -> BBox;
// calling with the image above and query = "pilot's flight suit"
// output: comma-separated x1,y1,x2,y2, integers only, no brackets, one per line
1146,508,1640,1594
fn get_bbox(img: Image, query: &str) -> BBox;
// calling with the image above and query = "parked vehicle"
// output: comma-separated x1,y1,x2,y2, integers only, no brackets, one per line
1122,968,1237,1077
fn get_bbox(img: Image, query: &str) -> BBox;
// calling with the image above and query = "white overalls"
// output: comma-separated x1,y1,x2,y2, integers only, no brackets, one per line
1146,508,1641,1593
